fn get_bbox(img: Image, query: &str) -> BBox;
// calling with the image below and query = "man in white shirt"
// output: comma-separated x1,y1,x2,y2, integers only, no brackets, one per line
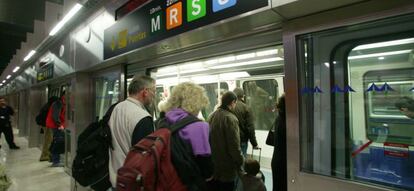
109,75,156,187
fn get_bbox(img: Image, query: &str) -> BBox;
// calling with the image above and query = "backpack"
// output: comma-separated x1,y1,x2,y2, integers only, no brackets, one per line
72,103,119,191
35,96,59,126
116,116,200,191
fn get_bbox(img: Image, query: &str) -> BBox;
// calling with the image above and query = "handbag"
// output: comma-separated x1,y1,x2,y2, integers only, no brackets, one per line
265,128,275,146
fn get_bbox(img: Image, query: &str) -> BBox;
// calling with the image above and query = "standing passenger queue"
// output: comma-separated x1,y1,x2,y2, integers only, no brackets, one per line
74,75,283,191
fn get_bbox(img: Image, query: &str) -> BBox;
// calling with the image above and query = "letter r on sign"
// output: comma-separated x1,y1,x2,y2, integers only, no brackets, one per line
166,2,182,30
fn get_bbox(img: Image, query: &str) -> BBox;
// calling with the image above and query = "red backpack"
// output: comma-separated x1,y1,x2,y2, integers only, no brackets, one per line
116,116,199,191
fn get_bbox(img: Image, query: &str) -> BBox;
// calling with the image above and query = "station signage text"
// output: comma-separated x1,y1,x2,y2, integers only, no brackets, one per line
104,0,268,59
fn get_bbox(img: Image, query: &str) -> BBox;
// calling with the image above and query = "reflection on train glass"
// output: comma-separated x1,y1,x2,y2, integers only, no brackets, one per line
95,78,120,121
244,80,278,130
349,38,414,189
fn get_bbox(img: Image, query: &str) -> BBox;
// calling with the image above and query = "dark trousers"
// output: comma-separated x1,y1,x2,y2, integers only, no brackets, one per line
213,180,235,191
51,128,64,164
0,122,16,148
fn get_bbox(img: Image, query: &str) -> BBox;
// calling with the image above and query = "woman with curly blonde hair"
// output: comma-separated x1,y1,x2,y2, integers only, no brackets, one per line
164,82,209,115
163,82,214,190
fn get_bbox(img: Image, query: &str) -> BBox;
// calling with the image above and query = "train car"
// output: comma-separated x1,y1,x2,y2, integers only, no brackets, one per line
284,1,414,191
0,0,413,190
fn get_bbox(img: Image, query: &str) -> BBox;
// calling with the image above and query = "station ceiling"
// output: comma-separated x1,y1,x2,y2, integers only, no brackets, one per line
0,0,62,75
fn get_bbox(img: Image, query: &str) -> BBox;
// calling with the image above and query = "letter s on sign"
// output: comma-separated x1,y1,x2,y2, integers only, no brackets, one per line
192,0,201,15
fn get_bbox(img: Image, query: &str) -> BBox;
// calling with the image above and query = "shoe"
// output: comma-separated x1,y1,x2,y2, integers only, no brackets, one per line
50,163,64,167
10,146,20,150
39,158,50,162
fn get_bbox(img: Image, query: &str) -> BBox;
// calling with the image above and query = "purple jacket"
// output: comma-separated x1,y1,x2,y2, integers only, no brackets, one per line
165,108,211,156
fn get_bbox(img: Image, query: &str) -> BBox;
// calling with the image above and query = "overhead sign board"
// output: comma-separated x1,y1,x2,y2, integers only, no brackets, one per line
104,0,269,59
37,63,54,82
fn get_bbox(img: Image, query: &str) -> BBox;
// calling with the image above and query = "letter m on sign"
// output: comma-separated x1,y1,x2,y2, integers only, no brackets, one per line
151,11,162,35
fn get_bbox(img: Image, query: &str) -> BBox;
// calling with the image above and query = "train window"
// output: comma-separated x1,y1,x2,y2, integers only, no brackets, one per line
199,82,229,119
367,81,414,116
299,16,414,190
348,38,414,190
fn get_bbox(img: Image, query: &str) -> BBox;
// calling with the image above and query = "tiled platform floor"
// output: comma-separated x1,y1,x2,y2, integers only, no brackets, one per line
1,133,71,191
0,130,274,191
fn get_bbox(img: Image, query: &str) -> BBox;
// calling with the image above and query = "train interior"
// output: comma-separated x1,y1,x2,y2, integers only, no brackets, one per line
348,37,414,189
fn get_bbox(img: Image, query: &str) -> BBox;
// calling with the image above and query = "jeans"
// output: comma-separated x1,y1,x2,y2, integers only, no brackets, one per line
241,142,248,157
51,128,63,164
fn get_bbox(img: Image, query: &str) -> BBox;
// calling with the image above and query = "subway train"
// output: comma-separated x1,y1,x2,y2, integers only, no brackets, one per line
0,0,413,190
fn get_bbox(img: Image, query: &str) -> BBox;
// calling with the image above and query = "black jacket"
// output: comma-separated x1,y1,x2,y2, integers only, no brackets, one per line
271,111,287,191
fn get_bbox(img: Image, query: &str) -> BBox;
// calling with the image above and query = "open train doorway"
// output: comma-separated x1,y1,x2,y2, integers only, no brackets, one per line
147,45,285,169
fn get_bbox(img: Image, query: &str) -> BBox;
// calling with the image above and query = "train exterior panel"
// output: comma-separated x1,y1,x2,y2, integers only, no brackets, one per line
0,0,413,190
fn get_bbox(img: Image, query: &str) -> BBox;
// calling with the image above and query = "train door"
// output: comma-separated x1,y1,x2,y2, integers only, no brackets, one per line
149,45,285,171
37,87,59,148
93,70,121,121
45,83,72,169
27,86,48,148
60,83,72,170
285,5,414,191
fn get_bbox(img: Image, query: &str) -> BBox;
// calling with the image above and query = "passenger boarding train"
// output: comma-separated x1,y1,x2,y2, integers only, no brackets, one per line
0,0,413,190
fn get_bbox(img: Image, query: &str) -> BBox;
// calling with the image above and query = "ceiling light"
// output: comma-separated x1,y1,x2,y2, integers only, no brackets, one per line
12,67,20,73
324,62,330,68
210,57,283,69
256,49,278,57
157,66,177,74
236,53,255,60
218,56,236,63
219,72,250,80
2,80,5,83
49,3,83,36
191,75,218,84
204,59,218,65
348,50,411,60
179,62,203,70
23,50,36,61
378,57,385,60
6,75,11,79
353,38,414,50
156,77,179,85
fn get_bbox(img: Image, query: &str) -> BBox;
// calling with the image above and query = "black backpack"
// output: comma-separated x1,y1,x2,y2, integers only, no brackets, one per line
72,103,119,191
35,96,59,126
